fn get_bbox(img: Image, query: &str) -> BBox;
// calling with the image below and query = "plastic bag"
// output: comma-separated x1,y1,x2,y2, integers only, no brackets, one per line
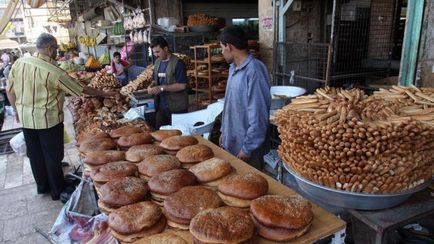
50,179,117,243
123,107,145,120
10,132,26,156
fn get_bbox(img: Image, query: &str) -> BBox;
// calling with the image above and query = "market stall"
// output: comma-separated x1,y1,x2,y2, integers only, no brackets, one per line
57,118,346,243
56,70,347,243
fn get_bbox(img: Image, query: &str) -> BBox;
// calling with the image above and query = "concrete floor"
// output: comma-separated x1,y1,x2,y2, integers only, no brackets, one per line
0,109,80,244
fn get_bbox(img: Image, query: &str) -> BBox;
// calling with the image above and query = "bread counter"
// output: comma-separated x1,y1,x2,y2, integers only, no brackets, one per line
164,136,346,244
85,131,346,243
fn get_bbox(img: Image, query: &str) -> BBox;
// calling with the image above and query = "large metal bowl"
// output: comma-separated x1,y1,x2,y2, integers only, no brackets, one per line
283,163,432,210
270,86,306,110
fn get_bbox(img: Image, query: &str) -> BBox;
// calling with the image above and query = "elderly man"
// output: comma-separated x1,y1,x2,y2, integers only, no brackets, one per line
219,26,271,170
6,33,114,200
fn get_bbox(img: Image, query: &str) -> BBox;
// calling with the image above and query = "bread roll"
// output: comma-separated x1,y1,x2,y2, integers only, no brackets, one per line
99,177,148,207
91,161,138,183
108,201,162,234
84,150,126,166
138,155,181,178
148,169,196,195
251,213,312,242
218,172,269,200
190,207,255,243
160,136,198,151
79,138,117,154
189,157,233,183
150,129,182,142
164,186,222,229
110,125,143,138
176,144,214,164
250,195,313,230
125,144,165,162
111,216,166,243
117,133,153,147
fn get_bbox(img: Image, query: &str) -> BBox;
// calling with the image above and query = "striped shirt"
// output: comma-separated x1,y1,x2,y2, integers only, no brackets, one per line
7,52,84,129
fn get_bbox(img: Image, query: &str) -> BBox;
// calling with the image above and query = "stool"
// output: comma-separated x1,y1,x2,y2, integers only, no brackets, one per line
348,184,434,244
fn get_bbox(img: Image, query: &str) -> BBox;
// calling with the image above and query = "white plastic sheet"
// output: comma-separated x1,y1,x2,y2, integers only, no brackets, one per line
50,179,117,243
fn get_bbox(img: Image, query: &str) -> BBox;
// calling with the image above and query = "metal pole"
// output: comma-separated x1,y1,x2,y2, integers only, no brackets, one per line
387,0,400,77
278,0,285,42
399,0,424,86
325,0,337,87
272,0,278,85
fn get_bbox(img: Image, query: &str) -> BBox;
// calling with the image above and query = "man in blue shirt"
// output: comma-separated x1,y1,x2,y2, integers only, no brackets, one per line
148,37,188,128
219,26,271,170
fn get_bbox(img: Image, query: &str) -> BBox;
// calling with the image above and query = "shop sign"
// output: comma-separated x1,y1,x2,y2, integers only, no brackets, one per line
261,17,273,32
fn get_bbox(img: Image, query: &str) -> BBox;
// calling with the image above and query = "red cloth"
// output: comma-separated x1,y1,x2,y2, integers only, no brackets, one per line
111,59,129,74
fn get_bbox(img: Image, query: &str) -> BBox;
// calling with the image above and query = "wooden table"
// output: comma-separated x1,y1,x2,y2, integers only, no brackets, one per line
167,136,346,243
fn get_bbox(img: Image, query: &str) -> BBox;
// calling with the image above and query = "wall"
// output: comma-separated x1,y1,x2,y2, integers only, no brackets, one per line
283,0,324,92
258,0,273,72
417,0,434,87
153,0,182,23
367,0,395,59
285,0,322,43
182,2,258,26
258,0,323,73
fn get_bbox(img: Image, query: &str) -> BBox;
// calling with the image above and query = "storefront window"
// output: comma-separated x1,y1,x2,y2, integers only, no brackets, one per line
232,18,259,39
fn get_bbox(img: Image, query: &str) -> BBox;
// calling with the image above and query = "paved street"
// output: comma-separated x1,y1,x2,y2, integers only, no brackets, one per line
0,110,79,244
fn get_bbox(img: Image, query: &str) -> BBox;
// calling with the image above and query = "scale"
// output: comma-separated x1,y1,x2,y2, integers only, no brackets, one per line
129,90,155,113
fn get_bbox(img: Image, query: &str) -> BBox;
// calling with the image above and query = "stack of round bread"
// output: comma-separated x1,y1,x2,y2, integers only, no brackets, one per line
189,157,234,189
148,169,197,205
217,172,269,208
108,201,166,243
98,177,148,214
176,144,214,168
190,206,256,244
159,136,198,155
250,195,313,242
76,128,316,243
163,186,222,230
138,155,181,181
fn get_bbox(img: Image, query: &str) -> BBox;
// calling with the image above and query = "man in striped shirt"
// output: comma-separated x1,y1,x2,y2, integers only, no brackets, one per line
6,33,115,200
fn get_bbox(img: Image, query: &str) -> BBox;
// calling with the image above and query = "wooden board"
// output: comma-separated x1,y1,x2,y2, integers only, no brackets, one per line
165,136,346,243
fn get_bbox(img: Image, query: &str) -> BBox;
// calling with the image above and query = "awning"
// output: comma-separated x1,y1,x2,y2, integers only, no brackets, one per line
0,38,21,50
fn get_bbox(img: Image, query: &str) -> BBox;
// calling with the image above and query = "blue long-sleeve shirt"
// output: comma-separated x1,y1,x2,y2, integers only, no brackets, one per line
221,54,271,157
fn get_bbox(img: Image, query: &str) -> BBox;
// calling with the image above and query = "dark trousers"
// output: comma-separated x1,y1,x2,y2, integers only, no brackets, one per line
155,105,187,129
22,123,64,198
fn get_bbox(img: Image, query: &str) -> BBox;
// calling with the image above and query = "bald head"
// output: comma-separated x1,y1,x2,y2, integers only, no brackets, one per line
36,33,58,59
